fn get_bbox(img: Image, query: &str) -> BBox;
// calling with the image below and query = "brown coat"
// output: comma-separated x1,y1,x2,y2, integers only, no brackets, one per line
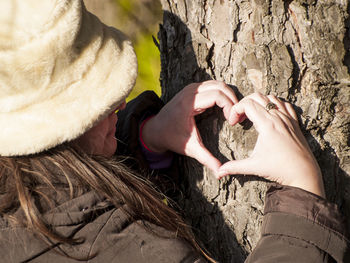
0,91,348,262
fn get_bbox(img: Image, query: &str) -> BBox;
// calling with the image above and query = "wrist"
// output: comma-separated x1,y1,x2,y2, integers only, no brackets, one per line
140,115,167,153
288,173,325,198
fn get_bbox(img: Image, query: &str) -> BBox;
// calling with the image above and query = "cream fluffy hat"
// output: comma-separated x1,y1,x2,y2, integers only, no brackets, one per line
0,0,137,156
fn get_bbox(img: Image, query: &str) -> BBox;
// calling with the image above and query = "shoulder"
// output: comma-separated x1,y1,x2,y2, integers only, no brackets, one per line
0,191,204,262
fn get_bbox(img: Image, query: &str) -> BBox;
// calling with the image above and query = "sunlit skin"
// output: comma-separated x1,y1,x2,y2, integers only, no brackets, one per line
141,80,325,197
77,81,324,197
76,101,126,157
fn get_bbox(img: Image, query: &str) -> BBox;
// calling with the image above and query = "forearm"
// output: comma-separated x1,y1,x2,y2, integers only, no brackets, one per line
140,115,168,154
139,115,173,169
246,184,349,263
115,90,165,167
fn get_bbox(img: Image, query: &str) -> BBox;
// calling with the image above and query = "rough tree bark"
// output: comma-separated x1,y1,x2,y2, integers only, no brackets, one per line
158,0,350,262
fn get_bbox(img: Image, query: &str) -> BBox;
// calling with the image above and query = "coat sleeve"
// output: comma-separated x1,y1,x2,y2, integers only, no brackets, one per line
115,91,164,169
246,184,350,263
115,91,181,199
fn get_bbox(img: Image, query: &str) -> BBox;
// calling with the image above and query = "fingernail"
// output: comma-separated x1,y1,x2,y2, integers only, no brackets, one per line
229,112,238,126
216,171,225,179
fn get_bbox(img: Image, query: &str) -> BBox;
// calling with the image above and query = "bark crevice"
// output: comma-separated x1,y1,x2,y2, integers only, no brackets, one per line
159,1,350,261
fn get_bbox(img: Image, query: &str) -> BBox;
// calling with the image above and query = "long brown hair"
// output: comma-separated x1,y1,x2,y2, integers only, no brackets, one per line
0,144,213,261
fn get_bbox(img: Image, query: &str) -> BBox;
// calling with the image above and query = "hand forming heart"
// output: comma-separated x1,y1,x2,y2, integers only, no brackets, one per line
219,92,325,197
142,81,325,197
141,80,238,172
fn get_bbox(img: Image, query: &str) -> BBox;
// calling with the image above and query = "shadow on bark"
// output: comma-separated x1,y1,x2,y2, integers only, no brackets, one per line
337,0,350,229
343,0,350,74
158,8,350,262
158,11,262,262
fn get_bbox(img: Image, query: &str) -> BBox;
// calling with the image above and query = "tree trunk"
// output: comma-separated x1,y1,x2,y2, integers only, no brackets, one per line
158,0,350,262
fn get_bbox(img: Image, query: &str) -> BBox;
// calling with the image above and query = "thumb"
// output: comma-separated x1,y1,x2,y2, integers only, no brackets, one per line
217,158,255,179
185,125,222,173
187,141,222,173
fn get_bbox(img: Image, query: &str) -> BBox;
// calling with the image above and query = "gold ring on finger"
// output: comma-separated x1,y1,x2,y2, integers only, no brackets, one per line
265,102,278,112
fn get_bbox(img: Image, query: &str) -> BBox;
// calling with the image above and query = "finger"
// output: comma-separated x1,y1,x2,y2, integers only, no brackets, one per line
229,109,247,125
228,106,244,125
193,90,234,120
187,141,222,172
228,92,270,125
196,80,239,104
247,92,270,107
264,97,298,128
184,127,222,172
267,95,288,115
267,109,297,132
285,102,298,121
217,158,256,179
283,102,303,134
228,96,269,128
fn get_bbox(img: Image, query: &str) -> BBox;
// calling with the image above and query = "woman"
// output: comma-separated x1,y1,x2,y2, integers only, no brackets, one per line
0,0,348,262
